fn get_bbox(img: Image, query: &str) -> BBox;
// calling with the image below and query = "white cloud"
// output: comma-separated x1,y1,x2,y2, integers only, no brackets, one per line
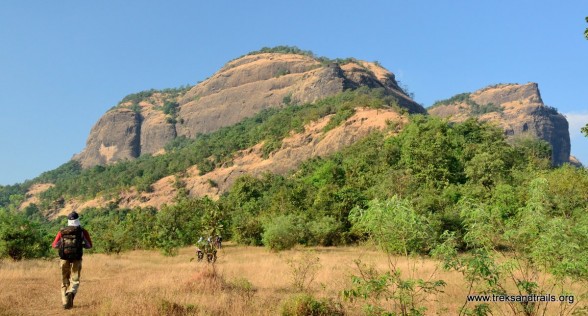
564,112,588,136
563,112,588,165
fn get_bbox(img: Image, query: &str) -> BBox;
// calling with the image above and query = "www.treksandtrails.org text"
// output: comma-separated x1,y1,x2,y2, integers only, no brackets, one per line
467,294,575,304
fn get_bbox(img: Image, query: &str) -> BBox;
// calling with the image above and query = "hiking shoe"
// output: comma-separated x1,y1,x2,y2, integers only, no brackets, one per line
65,292,73,309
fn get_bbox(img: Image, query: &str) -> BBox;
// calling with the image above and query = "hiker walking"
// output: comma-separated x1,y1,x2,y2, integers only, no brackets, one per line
215,235,222,249
52,211,93,310
196,236,205,261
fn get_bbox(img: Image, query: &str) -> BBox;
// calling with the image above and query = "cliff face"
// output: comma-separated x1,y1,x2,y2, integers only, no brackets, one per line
74,53,423,168
428,83,571,165
73,109,141,167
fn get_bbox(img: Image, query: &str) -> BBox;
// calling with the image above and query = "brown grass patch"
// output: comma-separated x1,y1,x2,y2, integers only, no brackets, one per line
0,244,585,315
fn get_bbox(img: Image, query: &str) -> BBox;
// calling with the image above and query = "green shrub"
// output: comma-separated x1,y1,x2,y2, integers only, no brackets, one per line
275,68,291,77
307,216,341,246
323,107,355,132
261,138,282,158
0,210,51,260
158,299,197,316
232,215,264,246
433,179,588,316
286,251,322,292
349,196,435,255
152,199,213,256
227,277,257,302
281,294,344,316
470,102,502,115
0,184,28,208
343,260,445,316
430,92,471,108
430,91,502,115
283,94,293,105
247,46,315,58
117,85,191,106
119,89,157,105
262,214,306,251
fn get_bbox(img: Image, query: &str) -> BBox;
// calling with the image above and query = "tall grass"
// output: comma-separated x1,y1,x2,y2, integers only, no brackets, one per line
0,245,585,315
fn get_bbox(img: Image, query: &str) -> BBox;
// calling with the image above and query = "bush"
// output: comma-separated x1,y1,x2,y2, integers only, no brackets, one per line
86,215,128,255
470,102,502,115
323,107,355,132
0,210,51,260
430,92,471,108
343,260,445,316
247,46,315,58
281,294,344,316
227,277,257,302
307,216,341,246
232,215,264,246
158,299,197,316
262,214,306,251
430,92,503,116
349,196,435,255
286,251,322,292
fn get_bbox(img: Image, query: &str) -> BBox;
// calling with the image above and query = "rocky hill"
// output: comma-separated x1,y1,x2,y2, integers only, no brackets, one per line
428,83,570,165
74,51,424,168
49,107,407,216
16,52,575,216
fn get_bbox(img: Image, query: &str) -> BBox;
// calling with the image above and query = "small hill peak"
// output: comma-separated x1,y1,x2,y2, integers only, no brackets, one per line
74,47,424,169
428,83,570,166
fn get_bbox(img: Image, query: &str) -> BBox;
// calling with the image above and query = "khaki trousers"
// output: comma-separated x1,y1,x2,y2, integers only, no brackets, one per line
60,259,82,305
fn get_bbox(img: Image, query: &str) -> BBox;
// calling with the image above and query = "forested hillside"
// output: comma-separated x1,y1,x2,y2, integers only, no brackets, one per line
2,86,587,263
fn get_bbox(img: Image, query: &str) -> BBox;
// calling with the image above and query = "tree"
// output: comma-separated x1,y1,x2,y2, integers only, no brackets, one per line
350,197,434,255
200,197,226,238
262,214,306,251
0,209,51,260
464,151,506,189
397,116,461,189
154,198,208,256
585,17,588,39
434,178,588,315
344,197,445,315
582,123,588,137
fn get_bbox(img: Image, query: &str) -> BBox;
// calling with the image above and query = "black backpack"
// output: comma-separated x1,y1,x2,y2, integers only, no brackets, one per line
59,226,83,260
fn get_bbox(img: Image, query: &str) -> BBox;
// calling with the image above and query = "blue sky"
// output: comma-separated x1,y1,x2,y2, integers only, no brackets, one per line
1,1,587,185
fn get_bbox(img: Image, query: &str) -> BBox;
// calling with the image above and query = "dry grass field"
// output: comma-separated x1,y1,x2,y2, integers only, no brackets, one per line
0,244,585,315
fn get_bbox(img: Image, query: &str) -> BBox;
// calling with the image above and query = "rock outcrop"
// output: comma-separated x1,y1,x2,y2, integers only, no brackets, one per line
73,109,141,168
74,52,424,168
428,83,570,165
